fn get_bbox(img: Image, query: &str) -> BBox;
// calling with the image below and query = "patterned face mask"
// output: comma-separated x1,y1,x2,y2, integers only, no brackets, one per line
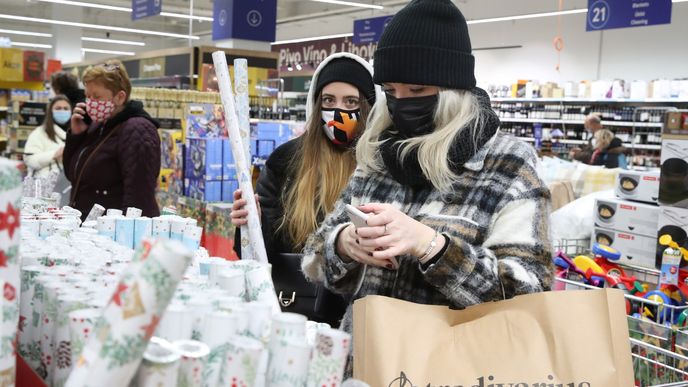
321,108,360,147
85,98,116,122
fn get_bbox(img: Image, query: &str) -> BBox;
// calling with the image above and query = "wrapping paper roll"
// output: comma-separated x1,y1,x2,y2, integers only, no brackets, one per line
186,219,198,227
269,313,307,352
52,294,91,387
245,264,280,314
306,322,331,347
28,275,61,370
85,204,106,222
0,159,21,387
234,58,254,265
126,207,142,218
208,258,231,286
183,225,203,251
173,340,210,387
97,216,116,241
152,217,171,239
221,336,264,387
39,281,68,382
170,218,187,241
106,209,123,217
133,217,152,249
198,256,211,276
18,265,44,360
187,298,214,341
134,337,180,387
65,240,193,387
217,268,245,298
245,302,272,342
39,218,56,238
115,217,135,249
155,303,194,342
341,380,371,387
201,312,239,387
266,339,311,387
23,218,40,236
306,328,351,387
212,51,268,264
68,309,101,368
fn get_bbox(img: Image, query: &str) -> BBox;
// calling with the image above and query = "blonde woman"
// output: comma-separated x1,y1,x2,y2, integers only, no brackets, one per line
591,129,626,168
230,53,379,324
301,0,553,347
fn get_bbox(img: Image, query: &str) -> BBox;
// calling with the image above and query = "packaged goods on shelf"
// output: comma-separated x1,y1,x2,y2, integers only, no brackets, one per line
184,138,224,181
204,203,237,260
592,227,657,269
159,129,183,170
664,111,688,137
184,179,223,202
594,198,660,237
615,170,660,204
251,121,296,166
184,103,227,139
656,207,688,269
659,138,688,208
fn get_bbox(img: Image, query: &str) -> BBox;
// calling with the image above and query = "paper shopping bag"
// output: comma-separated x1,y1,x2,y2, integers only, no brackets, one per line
353,289,633,387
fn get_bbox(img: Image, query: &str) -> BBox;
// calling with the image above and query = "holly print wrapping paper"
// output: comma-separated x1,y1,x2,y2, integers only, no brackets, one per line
64,239,192,387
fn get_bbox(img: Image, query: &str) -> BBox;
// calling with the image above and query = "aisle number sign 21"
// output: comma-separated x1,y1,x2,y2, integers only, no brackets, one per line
586,0,672,31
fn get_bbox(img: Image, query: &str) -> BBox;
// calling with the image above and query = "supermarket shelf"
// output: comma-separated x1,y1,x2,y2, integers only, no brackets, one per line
499,117,663,128
491,97,688,103
625,143,662,150
558,139,587,145
515,137,535,142
513,136,660,150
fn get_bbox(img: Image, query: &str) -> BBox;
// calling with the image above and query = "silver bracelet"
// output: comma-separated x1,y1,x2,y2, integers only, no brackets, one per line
418,230,439,263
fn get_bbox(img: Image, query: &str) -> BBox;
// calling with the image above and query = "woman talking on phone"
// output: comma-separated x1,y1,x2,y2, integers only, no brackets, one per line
301,0,553,353
64,60,161,220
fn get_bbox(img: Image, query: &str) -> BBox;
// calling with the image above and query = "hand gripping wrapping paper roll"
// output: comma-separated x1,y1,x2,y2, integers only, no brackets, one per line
212,51,268,265
64,239,193,387
0,159,21,387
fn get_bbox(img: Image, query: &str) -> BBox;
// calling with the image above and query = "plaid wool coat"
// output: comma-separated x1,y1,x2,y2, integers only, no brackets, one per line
301,131,554,333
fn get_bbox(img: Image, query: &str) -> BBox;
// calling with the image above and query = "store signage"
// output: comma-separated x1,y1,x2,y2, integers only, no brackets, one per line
132,0,162,20
272,37,376,72
139,57,166,78
23,51,44,82
0,48,24,82
353,15,393,45
18,102,47,127
586,0,672,31
212,0,277,42
46,59,62,78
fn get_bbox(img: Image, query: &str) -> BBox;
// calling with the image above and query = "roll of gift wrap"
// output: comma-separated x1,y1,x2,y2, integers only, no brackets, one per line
106,209,123,217
266,338,311,387
155,303,194,342
183,225,203,251
97,216,116,241
23,218,40,236
85,204,105,222
306,328,351,387
173,340,210,387
269,313,307,352
134,337,181,387
18,265,44,360
245,264,281,314
152,217,171,239
208,258,231,286
201,312,240,387
68,308,102,368
133,217,153,249
222,336,264,387
245,302,272,342
64,240,193,387
217,268,245,298
115,217,135,249
170,218,187,241
52,294,90,387
126,207,142,218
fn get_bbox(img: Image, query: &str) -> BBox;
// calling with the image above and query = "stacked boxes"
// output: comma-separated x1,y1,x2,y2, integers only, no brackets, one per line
251,122,293,167
184,138,224,202
159,129,184,195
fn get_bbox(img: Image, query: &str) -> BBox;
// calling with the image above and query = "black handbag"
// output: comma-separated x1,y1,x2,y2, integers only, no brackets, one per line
272,253,347,326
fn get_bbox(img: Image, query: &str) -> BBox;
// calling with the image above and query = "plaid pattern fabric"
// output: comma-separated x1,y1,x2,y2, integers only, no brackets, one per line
302,132,554,335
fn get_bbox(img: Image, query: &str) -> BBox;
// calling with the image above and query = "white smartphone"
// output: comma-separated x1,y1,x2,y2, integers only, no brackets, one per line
344,204,400,270
345,204,369,228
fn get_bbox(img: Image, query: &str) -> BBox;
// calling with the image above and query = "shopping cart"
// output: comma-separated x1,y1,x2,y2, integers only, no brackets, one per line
553,238,688,387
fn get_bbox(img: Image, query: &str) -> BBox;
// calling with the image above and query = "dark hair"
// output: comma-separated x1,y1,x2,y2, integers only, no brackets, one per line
44,95,71,143
51,71,79,95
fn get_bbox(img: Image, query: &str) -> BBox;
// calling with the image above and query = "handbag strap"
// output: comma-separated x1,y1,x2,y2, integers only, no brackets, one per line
69,124,121,205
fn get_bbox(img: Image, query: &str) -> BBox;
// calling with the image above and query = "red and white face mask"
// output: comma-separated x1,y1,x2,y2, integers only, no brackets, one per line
86,99,115,122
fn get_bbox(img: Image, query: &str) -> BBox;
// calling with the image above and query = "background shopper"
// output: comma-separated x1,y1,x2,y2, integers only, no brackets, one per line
591,128,627,168
51,71,86,108
301,0,553,371
231,53,379,325
64,60,161,220
24,95,70,178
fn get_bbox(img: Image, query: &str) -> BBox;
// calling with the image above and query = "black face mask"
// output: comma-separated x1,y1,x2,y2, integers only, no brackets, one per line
386,94,439,137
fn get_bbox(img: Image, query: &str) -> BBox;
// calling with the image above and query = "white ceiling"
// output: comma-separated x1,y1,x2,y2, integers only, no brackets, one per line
0,0,591,59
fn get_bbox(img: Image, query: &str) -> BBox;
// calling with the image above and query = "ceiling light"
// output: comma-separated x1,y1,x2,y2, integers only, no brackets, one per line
82,48,136,56
466,9,588,24
82,37,146,46
0,13,200,40
272,33,353,45
36,0,213,22
310,0,384,10
0,28,52,38
11,42,53,49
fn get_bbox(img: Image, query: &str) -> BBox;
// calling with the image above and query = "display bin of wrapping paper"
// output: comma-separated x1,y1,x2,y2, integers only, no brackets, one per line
204,203,237,260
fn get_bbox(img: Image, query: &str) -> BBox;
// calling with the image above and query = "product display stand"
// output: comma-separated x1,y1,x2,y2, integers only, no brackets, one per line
212,51,268,264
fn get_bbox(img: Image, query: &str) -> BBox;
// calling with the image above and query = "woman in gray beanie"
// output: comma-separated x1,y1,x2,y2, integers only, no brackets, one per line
302,0,553,371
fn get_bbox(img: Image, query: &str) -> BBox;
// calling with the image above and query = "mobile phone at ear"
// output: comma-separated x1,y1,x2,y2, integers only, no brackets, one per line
345,204,369,228
82,109,92,126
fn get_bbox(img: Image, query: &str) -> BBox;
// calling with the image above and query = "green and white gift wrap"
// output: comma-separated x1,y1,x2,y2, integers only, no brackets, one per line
266,338,311,387
68,309,101,370
306,328,351,387
65,239,192,387
18,265,44,362
200,311,239,387
173,340,209,387
245,264,280,314
53,294,91,387
134,337,180,387
222,336,264,387
0,158,21,387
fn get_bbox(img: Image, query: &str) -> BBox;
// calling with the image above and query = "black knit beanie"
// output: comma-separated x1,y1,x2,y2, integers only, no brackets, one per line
373,0,476,90
315,58,376,104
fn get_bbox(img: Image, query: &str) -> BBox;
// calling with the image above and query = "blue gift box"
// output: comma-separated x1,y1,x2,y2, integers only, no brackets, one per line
115,217,135,249
184,178,223,202
222,179,240,202
184,138,224,181
133,217,153,249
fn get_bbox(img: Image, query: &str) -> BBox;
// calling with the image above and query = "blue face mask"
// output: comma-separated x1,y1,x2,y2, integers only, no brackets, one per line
53,110,71,125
